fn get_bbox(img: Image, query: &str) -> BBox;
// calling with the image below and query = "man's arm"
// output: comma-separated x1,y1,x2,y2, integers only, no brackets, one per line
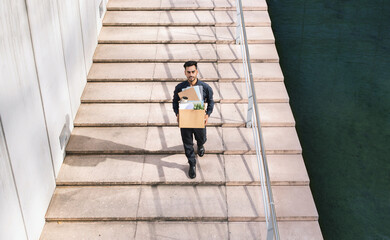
205,84,214,116
172,85,181,116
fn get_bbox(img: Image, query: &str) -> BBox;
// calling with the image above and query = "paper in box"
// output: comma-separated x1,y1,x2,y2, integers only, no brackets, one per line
178,86,205,128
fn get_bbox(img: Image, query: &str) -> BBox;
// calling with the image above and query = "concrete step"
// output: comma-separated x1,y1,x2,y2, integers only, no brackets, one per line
213,0,268,11
80,82,288,103
45,185,317,221
103,10,215,26
93,43,217,63
217,62,284,81
81,82,220,103
93,44,279,63
103,11,270,27
229,221,323,240
220,103,295,127
222,127,302,154
73,103,294,127
214,10,270,27
219,81,289,103
41,221,323,240
56,154,309,186
74,103,221,127
227,185,318,221
99,26,216,44
65,126,301,155
65,126,222,154
87,62,219,82
98,26,274,44
216,44,278,63
106,0,268,11
216,26,274,44
87,63,283,82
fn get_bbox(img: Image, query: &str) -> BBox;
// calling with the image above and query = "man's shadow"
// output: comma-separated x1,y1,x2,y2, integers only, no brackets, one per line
64,134,189,175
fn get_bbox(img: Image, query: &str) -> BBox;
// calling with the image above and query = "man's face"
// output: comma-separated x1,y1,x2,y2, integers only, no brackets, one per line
184,65,198,84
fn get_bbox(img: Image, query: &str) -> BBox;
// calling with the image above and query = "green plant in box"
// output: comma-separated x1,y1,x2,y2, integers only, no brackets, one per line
193,103,204,110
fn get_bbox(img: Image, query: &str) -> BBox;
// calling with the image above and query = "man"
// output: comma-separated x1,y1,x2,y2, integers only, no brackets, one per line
172,61,214,179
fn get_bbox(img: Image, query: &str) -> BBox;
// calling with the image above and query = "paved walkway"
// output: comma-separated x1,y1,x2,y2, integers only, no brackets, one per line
40,0,323,239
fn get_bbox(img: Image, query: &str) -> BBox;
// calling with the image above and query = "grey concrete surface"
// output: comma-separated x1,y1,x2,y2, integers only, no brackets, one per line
214,11,271,27
107,0,267,10
144,127,224,153
142,154,225,184
57,155,145,185
94,44,218,62
219,81,289,103
41,221,323,240
134,222,228,240
227,186,318,221
214,0,267,10
224,155,310,186
66,127,149,154
229,221,323,240
216,44,279,62
81,81,288,103
99,26,274,44
94,44,279,63
107,0,214,10
81,82,155,102
88,62,219,82
221,103,295,127
216,27,274,43
137,185,227,220
222,127,302,154
103,11,215,26
41,222,137,240
74,103,151,126
74,103,293,127
45,186,141,220
217,62,284,81
56,154,308,186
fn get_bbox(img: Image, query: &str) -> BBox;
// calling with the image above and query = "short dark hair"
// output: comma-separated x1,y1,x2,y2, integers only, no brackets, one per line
183,61,198,69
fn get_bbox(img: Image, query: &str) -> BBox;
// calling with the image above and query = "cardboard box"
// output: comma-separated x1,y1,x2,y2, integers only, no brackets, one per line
178,86,205,128
179,109,205,128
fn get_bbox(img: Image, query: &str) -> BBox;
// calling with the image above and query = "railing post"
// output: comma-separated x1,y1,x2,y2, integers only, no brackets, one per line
267,224,275,240
235,0,241,44
246,95,253,128
236,0,280,239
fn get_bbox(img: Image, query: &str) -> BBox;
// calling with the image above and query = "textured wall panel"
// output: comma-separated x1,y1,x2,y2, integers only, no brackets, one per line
0,119,27,240
26,0,73,175
57,0,87,119
0,1,56,239
79,0,98,72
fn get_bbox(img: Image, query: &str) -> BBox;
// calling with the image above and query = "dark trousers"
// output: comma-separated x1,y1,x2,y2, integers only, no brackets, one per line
180,127,207,165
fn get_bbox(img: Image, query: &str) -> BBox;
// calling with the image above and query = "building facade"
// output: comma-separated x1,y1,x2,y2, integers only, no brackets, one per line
0,1,107,239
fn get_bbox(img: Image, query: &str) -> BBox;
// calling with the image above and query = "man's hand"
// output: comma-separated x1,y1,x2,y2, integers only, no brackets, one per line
177,114,179,123
204,114,209,125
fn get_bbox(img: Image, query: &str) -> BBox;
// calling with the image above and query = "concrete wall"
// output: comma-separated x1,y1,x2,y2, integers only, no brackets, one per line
0,0,106,239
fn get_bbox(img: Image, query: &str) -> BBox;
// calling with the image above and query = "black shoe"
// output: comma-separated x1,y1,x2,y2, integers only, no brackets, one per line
189,164,196,179
198,145,205,157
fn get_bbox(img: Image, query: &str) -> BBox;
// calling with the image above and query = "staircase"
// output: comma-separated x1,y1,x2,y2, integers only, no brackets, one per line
40,0,323,239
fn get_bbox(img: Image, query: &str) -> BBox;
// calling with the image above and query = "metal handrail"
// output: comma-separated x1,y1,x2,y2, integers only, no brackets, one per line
235,1,280,239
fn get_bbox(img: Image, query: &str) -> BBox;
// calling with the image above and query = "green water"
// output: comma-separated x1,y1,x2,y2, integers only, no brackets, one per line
266,1,390,239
